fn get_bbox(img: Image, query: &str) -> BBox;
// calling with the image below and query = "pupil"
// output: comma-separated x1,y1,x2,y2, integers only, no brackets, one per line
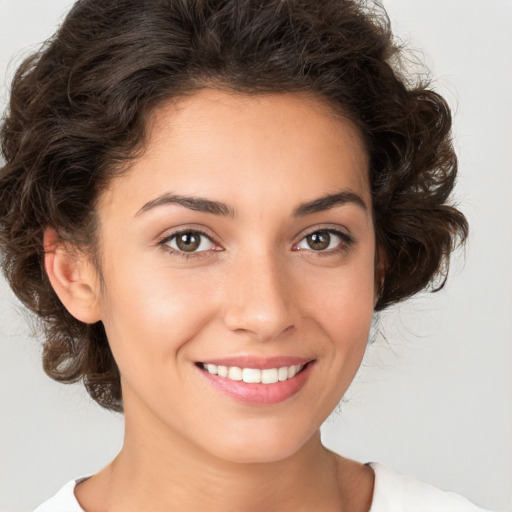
177,233,200,252
307,232,330,250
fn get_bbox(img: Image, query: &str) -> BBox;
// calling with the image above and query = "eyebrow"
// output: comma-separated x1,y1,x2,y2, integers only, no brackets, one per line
135,189,367,218
136,193,235,217
292,190,367,217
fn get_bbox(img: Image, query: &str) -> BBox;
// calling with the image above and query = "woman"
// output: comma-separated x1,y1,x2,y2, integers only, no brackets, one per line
0,0,501,510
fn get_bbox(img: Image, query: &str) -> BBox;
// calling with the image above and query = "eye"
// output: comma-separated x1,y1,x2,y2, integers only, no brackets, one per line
162,230,216,253
295,229,351,252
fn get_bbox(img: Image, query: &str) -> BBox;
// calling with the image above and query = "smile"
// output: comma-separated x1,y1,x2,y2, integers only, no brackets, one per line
196,359,314,405
201,363,305,384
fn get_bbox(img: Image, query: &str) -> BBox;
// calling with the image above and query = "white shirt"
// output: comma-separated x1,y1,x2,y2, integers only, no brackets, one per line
33,462,492,511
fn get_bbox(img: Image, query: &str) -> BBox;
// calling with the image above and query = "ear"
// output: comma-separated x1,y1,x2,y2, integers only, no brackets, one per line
43,227,102,324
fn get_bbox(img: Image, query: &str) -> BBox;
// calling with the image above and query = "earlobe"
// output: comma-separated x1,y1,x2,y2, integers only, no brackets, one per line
43,227,102,324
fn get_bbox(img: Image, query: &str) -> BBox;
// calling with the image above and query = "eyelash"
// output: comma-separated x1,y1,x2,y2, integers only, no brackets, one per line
294,228,354,256
157,227,354,260
157,228,219,260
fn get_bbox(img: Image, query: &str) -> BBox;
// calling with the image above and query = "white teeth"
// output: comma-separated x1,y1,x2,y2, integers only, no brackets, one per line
278,366,289,381
242,368,261,383
288,365,298,378
261,368,279,384
228,366,243,381
205,364,218,375
202,363,305,384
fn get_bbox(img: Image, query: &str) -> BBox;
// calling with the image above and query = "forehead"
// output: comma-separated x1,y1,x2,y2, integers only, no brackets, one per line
149,89,367,170
100,89,371,216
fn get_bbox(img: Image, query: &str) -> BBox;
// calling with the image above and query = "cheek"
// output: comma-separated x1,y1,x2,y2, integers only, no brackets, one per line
98,258,218,376
296,253,376,370
302,255,376,328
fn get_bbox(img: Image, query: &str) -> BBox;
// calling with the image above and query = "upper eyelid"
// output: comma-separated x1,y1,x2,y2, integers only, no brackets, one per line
294,228,353,248
158,226,218,245
294,225,353,243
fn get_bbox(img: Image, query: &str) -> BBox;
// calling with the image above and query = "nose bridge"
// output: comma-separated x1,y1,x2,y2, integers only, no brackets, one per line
222,247,295,341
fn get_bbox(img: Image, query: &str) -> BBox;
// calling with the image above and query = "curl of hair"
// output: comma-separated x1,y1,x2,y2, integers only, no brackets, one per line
0,0,468,411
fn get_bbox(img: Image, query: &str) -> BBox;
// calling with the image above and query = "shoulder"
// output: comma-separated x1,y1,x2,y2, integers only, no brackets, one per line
33,478,87,512
368,462,493,512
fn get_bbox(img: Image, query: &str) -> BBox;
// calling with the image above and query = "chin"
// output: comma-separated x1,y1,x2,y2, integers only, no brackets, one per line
199,423,318,465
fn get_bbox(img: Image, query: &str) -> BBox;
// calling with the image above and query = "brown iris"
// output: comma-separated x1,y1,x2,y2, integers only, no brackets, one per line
176,232,201,252
306,231,331,250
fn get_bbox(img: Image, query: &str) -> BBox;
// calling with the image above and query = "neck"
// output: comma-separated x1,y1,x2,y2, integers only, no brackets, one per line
113,429,341,511
75,393,373,512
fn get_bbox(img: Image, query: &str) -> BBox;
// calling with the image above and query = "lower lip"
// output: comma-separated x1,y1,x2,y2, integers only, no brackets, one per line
197,363,313,405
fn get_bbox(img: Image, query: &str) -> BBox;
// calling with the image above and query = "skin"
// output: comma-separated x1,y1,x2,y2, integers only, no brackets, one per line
45,90,381,511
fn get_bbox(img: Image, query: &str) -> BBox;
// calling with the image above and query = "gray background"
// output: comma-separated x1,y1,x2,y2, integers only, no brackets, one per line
1,1,511,511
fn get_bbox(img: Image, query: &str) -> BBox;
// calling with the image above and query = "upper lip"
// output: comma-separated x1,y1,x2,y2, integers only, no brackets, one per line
197,356,314,369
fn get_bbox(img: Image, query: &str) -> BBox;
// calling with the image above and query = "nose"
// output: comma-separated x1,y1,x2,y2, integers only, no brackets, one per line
221,251,297,342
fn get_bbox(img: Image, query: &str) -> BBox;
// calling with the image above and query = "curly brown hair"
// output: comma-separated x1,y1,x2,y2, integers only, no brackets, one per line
0,0,468,412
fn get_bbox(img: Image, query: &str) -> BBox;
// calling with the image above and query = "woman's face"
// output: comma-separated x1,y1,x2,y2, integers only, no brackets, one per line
93,90,379,463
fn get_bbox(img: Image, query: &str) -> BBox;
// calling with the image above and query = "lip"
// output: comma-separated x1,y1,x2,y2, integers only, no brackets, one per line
196,358,315,405
199,356,312,369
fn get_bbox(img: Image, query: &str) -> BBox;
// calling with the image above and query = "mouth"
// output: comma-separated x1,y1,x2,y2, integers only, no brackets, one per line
197,362,308,384
195,358,315,404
